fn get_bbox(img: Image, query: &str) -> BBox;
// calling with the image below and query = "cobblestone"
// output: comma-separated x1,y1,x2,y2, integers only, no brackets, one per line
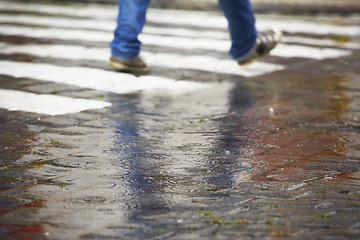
0,1,360,239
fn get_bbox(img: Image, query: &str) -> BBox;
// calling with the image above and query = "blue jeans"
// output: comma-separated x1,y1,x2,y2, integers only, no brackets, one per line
110,0,257,59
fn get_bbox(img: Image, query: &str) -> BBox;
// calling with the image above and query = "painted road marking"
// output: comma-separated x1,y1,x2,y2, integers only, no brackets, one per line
0,1,118,19
0,44,284,76
0,25,353,60
1,1,359,37
0,14,229,40
0,61,209,94
0,25,231,51
0,14,359,50
0,89,111,116
0,1,357,117
0,25,111,42
147,10,360,37
271,44,352,60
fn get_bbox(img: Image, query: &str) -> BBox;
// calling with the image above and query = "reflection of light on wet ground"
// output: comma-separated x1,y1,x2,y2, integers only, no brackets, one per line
105,65,360,238
110,82,240,217
238,69,357,184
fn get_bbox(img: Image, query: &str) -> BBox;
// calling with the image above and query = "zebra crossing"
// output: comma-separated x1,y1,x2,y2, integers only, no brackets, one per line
0,88,111,116
0,1,358,116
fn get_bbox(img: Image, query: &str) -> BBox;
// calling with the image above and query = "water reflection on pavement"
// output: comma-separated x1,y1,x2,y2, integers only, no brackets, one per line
1,55,360,239
105,58,360,239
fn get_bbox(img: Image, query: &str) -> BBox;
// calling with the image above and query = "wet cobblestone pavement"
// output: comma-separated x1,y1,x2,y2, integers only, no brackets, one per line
0,1,360,239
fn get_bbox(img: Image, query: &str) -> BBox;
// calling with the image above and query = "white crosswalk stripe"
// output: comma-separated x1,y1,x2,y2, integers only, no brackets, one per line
0,61,210,94
0,89,111,116
0,14,229,40
0,25,353,60
0,13,359,49
1,2,359,37
0,1,358,115
0,44,284,76
0,1,119,19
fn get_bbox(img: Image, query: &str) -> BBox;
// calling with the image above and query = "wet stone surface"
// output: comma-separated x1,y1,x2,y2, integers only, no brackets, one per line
1,55,360,239
0,1,360,239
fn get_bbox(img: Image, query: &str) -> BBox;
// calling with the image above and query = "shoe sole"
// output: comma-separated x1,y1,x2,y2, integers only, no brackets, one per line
238,29,283,66
108,59,151,74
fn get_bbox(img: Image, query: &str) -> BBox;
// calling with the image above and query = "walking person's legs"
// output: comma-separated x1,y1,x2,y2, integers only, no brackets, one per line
218,0,257,59
218,0,282,65
109,0,151,73
108,0,282,73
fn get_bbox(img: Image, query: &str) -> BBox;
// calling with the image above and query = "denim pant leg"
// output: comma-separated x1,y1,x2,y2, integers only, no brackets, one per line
110,0,151,59
218,0,258,59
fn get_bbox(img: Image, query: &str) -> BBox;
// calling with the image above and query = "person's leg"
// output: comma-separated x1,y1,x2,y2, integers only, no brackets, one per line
219,0,282,65
110,0,151,59
218,0,258,59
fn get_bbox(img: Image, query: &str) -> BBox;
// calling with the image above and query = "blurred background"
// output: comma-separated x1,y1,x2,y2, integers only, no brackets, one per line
7,0,360,13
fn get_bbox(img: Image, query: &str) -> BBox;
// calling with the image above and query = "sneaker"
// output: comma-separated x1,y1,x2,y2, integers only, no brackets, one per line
108,55,150,73
237,28,282,65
